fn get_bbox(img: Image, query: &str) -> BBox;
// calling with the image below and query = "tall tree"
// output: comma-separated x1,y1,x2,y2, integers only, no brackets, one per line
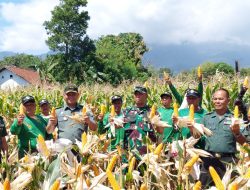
44,0,101,84
95,33,150,84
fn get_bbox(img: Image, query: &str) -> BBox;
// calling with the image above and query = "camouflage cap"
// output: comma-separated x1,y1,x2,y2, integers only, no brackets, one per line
64,84,78,94
134,86,147,94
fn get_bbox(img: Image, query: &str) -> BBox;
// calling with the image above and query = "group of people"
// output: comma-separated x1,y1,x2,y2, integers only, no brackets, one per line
0,77,249,188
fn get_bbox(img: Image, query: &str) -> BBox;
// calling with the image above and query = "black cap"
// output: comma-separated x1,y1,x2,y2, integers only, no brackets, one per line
160,92,172,98
22,95,35,104
64,84,78,94
111,95,122,103
39,99,49,106
134,86,147,94
186,89,200,97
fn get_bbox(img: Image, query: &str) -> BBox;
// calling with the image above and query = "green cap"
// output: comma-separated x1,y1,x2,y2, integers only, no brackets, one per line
134,86,147,94
64,84,78,93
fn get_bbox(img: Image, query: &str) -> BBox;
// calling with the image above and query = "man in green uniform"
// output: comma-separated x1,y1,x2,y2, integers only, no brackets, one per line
199,88,246,188
98,95,124,151
123,86,159,155
174,89,207,139
10,95,52,158
157,92,174,143
0,116,8,162
47,84,97,143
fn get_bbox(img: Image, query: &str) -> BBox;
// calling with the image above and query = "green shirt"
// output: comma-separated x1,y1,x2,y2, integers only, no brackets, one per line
56,103,95,142
157,107,174,143
10,115,50,158
98,112,124,151
202,110,237,153
169,82,203,106
123,105,157,155
178,107,207,138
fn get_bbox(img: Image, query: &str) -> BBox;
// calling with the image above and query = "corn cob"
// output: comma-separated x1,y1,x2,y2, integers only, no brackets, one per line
106,170,121,190
154,143,163,156
81,132,87,148
243,76,248,87
230,182,238,190
3,178,10,190
86,177,91,187
110,105,115,117
143,81,148,88
92,165,100,176
234,105,239,119
140,183,147,190
197,66,202,78
37,134,50,157
173,102,178,117
19,103,25,115
50,107,56,117
189,104,194,121
100,104,106,115
128,156,136,173
107,154,118,172
248,107,250,117
149,104,157,119
82,106,87,116
209,166,225,190
163,71,169,80
243,168,250,178
76,163,82,179
184,154,199,174
50,179,60,190
193,180,201,190
103,139,110,152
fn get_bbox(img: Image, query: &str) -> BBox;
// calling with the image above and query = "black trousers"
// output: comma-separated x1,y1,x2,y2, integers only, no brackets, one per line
199,155,237,189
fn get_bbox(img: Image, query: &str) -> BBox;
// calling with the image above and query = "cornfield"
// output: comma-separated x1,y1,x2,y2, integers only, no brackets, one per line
0,72,249,190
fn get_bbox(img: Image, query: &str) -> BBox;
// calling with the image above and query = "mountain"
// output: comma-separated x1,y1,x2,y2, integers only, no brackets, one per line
143,42,250,72
1,42,250,72
0,51,17,60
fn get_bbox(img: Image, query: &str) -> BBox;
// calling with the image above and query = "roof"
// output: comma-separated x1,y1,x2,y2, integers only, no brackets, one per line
0,66,40,85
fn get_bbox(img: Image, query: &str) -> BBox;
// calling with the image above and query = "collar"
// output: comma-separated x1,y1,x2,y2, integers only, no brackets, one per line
63,103,82,111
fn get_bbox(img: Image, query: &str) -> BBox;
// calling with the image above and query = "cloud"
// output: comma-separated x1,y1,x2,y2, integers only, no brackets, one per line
1,0,250,54
0,0,59,54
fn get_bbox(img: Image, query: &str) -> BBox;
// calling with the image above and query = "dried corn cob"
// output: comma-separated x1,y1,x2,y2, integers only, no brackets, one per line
193,180,201,190
189,104,194,121
76,163,82,179
184,154,199,174
107,154,118,172
106,170,121,190
50,179,60,190
19,104,25,115
110,105,115,117
173,102,178,117
154,143,163,156
103,139,110,152
86,177,91,187
128,156,136,173
234,105,239,119
37,134,50,157
81,132,87,148
140,183,147,190
209,166,225,190
50,107,56,117
149,104,157,119
3,178,10,190
92,165,100,176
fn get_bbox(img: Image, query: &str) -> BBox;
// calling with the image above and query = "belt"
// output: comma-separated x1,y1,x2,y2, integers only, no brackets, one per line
209,151,235,158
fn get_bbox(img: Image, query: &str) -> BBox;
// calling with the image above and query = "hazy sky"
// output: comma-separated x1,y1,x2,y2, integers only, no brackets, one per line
1,0,250,55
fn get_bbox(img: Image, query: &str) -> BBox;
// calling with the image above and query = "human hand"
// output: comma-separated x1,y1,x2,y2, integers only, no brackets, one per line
17,114,25,125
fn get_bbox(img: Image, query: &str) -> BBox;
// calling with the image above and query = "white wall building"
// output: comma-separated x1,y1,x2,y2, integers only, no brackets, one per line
0,66,40,90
